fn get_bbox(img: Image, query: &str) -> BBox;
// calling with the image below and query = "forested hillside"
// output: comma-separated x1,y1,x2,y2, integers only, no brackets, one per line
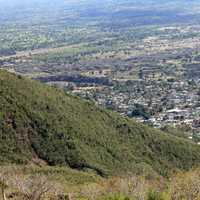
0,70,200,176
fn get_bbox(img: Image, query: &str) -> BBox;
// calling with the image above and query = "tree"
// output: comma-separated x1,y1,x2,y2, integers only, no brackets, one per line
131,104,150,120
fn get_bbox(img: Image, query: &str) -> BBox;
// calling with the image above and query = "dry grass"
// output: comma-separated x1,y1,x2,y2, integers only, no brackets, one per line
0,166,200,200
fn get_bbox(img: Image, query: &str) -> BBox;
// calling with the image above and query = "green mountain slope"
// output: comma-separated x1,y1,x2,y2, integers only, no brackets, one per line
0,70,200,176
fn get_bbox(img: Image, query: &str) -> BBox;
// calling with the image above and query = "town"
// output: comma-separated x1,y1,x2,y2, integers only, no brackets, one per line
63,68,200,144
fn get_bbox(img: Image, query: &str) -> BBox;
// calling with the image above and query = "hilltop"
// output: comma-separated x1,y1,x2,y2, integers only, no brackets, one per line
0,70,200,176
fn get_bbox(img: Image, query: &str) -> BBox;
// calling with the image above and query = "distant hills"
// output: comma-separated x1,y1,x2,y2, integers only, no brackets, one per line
0,70,200,176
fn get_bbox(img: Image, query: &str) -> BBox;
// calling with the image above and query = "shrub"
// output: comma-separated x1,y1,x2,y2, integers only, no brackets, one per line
146,190,165,200
169,169,200,200
102,194,131,200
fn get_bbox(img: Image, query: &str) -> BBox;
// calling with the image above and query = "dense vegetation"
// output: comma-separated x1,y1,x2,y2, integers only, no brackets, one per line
0,70,200,176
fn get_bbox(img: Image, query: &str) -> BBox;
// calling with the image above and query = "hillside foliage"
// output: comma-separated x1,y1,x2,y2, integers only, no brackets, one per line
0,70,200,176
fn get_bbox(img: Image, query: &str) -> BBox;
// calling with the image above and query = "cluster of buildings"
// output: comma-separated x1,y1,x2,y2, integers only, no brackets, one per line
72,76,200,142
